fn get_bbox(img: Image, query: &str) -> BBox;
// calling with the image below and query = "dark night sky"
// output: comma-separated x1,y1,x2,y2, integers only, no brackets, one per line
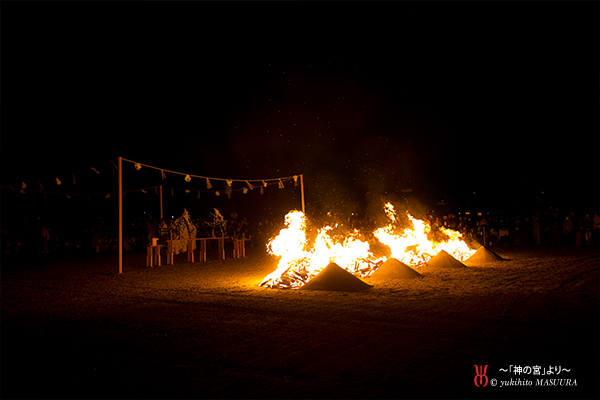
2,2,599,223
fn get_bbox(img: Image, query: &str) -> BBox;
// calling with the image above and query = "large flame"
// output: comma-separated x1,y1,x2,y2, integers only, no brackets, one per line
261,210,311,287
373,204,474,267
260,210,380,289
260,203,475,289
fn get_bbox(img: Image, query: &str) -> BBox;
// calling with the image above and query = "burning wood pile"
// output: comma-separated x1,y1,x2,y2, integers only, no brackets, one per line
259,203,475,289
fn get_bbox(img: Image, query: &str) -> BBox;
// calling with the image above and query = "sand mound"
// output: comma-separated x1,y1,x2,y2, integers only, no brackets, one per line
300,263,373,292
368,258,422,281
466,246,505,263
425,250,467,268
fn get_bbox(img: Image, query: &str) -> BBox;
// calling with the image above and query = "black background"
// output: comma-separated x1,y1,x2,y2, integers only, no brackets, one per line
2,2,598,226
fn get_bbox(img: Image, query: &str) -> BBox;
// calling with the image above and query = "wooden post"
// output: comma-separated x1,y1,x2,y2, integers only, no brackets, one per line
200,239,206,262
155,246,162,266
159,185,163,220
118,156,123,274
218,238,225,260
187,239,194,263
167,240,173,265
300,174,305,215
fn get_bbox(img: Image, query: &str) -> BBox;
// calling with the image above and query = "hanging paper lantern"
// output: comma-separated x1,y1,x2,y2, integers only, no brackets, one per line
134,163,142,170
141,189,147,193
185,174,191,182
56,177,62,185
294,175,299,186
206,178,212,189
278,179,284,189
215,191,220,196
262,180,267,187
19,189,25,194
243,187,248,194
21,182,27,189
186,190,190,193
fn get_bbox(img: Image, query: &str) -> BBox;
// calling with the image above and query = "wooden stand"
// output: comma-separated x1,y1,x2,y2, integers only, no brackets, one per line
232,239,248,258
146,245,163,267
166,237,227,265
218,237,225,260
198,238,207,262
167,240,174,265
187,239,194,263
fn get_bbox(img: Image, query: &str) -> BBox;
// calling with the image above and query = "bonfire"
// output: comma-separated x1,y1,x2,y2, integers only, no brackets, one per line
373,203,474,267
259,203,475,289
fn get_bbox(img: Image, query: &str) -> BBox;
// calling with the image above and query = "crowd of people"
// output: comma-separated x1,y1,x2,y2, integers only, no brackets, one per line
422,209,600,247
2,207,599,256
0,210,282,256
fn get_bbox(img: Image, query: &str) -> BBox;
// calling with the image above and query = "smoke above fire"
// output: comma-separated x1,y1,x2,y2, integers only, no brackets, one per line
260,202,475,289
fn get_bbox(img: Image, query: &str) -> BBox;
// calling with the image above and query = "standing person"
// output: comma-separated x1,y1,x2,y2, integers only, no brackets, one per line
92,230,103,253
498,225,510,246
150,219,159,242
143,219,153,249
580,212,593,245
562,214,573,245
40,225,50,253
477,216,489,246
488,227,499,246
591,211,600,246
158,218,169,246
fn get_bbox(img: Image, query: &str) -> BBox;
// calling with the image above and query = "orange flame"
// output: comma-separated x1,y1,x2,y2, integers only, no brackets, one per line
260,203,475,289
373,204,474,267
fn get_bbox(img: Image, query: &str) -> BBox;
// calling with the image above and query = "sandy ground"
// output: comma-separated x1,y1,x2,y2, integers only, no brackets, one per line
2,245,598,399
